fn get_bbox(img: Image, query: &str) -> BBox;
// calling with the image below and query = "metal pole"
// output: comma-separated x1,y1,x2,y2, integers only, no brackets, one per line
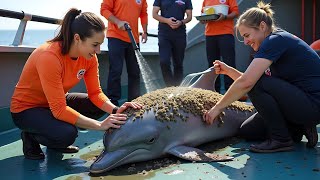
12,12,32,46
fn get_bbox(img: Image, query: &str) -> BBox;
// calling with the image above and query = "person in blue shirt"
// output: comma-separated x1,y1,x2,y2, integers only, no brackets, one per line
152,0,193,87
203,2,319,153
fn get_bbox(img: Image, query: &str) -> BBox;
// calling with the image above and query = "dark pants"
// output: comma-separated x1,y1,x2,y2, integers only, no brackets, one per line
107,37,141,106
11,93,105,148
206,34,236,92
159,35,186,87
239,75,320,141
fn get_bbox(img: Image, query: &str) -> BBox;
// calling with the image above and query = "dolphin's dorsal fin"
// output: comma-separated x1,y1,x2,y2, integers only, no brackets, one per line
167,145,233,162
190,69,219,91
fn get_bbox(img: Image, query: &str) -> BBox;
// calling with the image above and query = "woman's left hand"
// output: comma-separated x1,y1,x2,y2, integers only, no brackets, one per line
117,102,143,113
203,105,223,125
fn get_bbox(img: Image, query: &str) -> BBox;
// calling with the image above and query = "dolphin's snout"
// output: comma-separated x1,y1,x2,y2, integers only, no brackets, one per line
90,149,130,173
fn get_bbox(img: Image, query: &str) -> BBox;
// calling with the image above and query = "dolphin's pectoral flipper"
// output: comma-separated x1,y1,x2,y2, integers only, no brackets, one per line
167,145,234,162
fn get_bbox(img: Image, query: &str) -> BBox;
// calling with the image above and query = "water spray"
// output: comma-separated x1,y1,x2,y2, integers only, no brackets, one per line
123,23,160,92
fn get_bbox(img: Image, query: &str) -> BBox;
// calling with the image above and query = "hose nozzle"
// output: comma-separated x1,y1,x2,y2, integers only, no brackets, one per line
124,23,139,50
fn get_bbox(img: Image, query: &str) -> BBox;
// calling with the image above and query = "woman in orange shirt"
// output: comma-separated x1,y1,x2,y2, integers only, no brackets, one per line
10,8,142,160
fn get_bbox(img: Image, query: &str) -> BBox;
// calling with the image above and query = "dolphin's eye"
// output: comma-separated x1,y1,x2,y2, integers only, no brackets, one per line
148,138,156,144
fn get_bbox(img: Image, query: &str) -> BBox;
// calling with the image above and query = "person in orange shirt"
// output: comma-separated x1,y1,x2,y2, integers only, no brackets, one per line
201,0,239,94
310,39,320,51
100,0,148,106
10,8,143,160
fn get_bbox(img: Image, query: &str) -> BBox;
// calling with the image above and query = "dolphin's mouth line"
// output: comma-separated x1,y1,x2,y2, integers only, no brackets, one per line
105,148,150,170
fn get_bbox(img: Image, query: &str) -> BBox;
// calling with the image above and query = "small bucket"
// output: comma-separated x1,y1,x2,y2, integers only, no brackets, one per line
213,5,229,15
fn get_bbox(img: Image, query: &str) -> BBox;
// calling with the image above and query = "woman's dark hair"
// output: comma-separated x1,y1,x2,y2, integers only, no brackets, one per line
48,8,106,55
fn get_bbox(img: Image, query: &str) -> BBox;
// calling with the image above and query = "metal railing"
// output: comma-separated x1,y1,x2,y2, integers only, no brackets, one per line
0,8,157,46
0,9,61,46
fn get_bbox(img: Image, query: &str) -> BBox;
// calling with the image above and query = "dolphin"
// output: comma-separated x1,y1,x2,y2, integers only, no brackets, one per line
89,70,256,173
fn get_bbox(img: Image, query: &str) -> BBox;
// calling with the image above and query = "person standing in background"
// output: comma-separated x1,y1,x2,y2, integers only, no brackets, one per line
152,0,193,87
100,0,148,106
201,0,239,93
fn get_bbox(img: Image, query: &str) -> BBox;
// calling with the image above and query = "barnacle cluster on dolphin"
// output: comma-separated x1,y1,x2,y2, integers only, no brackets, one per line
90,70,256,174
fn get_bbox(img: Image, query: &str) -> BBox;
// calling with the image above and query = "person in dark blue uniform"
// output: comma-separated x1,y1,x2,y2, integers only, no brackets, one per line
152,0,193,87
203,2,320,153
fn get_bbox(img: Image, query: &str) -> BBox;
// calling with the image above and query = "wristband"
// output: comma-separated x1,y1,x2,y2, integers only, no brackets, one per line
112,106,119,114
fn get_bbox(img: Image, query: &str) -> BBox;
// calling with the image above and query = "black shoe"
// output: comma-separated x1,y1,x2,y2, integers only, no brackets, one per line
249,139,294,153
50,145,79,153
303,126,318,148
21,132,45,160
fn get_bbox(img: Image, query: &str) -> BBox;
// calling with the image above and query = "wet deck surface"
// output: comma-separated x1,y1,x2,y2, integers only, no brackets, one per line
0,126,319,180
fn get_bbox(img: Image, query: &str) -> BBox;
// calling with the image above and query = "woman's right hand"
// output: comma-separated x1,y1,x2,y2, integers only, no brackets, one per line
213,60,230,75
117,21,128,31
100,113,127,130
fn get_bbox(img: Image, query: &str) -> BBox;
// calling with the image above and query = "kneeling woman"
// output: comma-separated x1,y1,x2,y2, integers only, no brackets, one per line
203,2,320,152
10,8,142,160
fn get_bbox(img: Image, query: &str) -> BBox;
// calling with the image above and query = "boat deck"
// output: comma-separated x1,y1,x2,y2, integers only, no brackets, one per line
0,121,319,180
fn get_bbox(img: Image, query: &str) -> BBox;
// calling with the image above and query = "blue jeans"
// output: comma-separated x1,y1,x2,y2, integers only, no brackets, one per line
158,35,186,86
11,93,105,148
107,38,141,105
206,34,236,92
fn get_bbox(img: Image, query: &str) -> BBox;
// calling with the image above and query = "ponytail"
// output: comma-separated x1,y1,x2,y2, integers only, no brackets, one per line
48,8,105,55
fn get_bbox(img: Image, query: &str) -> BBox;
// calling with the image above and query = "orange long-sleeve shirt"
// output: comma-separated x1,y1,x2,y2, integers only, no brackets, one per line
310,39,320,50
202,0,239,36
10,42,109,124
100,0,148,43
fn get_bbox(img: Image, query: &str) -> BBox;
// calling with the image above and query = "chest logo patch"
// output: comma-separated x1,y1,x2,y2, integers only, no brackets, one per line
265,68,272,76
77,69,86,80
219,0,227,4
136,0,141,4
175,0,185,5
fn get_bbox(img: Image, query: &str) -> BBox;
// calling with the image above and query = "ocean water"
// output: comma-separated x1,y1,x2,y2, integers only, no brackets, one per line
0,29,159,52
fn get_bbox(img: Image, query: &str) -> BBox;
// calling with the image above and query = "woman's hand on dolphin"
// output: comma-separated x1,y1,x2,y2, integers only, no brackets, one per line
203,105,223,125
117,102,143,113
213,60,230,75
100,113,127,130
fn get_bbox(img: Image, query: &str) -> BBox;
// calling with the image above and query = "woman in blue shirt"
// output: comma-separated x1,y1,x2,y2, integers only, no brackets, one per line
203,2,320,153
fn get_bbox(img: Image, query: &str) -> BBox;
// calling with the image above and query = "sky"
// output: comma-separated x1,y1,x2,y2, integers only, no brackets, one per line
0,0,203,31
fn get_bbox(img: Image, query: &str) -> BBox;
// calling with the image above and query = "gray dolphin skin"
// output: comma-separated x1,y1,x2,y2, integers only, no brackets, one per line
90,70,256,174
